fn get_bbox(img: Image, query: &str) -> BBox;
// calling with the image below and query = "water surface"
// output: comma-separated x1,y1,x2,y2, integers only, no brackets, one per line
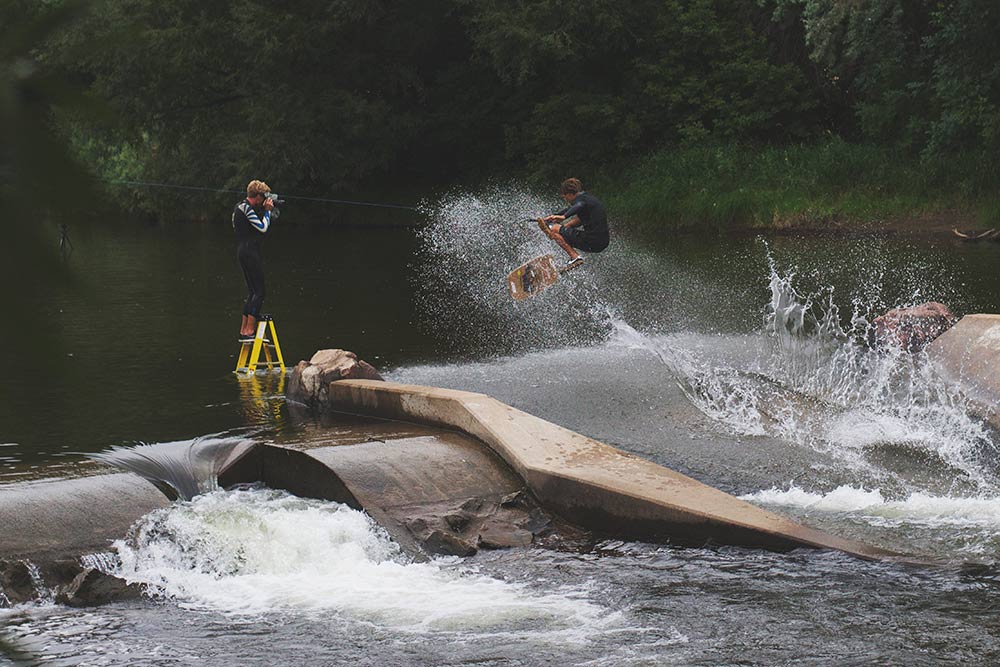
3,189,1000,665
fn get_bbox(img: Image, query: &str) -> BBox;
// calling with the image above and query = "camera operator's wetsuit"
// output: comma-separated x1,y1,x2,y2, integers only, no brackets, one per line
555,191,610,252
232,199,278,319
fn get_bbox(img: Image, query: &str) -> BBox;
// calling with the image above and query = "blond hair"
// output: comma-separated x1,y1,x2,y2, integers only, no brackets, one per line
246,180,270,197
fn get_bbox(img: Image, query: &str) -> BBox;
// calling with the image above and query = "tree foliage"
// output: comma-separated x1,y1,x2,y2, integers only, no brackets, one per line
16,0,1000,210
782,0,1000,163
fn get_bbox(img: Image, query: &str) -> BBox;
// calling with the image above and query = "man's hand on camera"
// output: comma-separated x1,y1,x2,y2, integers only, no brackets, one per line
263,198,275,211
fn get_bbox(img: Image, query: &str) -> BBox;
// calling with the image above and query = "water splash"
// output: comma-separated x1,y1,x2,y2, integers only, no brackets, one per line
114,488,613,635
742,484,1000,560
414,184,615,357
90,436,244,501
80,552,121,574
609,246,998,492
757,255,996,480
25,561,50,604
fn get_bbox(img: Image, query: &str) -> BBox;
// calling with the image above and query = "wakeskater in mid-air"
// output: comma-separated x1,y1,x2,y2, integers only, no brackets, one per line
536,177,610,270
507,178,611,300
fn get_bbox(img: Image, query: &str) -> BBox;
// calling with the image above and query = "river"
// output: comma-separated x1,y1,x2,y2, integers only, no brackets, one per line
2,186,1000,665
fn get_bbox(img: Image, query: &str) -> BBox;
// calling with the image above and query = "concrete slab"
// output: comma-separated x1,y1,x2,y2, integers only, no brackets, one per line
303,379,897,558
305,434,523,509
0,474,169,560
219,433,544,558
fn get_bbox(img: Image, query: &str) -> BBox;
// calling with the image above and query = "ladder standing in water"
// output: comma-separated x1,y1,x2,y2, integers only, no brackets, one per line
232,179,285,374
235,314,285,374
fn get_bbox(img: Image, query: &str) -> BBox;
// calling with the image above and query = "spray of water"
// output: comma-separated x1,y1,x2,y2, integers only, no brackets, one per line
614,244,996,474
414,184,617,358
603,241,1000,557
113,487,613,636
409,195,998,555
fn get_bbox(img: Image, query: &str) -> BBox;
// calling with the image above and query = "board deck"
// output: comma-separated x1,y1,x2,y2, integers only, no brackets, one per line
507,254,560,301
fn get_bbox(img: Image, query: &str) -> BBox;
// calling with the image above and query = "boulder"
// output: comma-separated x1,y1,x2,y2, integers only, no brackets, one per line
287,349,383,406
54,568,145,607
0,560,37,605
423,530,478,557
869,302,957,353
477,520,534,549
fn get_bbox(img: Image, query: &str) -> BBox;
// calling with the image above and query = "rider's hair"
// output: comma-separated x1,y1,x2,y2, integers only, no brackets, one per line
246,180,270,198
559,178,582,195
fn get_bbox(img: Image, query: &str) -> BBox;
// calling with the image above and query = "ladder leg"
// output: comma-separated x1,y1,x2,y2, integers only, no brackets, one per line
246,321,268,373
268,319,286,372
263,339,274,370
235,342,251,373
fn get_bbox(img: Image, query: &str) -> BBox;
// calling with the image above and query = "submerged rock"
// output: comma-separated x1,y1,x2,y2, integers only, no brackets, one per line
398,493,572,557
0,560,37,605
869,302,957,352
477,520,534,549
54,568,145,607
423,530,478,557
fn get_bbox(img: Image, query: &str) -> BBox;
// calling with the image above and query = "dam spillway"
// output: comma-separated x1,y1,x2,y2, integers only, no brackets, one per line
284,361,897,559
0,373,898,574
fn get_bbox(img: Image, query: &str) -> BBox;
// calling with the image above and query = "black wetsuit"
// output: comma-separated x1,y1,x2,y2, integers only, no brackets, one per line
556,192,610,252
232,199,277,318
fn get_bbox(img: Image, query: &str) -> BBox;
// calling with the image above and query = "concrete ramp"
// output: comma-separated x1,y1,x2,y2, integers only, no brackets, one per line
305,434,523,508
288,376,897,558
220,432,541,557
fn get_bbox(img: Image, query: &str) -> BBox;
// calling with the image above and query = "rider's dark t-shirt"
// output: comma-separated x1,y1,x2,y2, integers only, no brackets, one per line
557,192,609,250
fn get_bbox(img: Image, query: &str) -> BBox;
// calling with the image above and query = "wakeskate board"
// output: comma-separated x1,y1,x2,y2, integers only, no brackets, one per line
507,253,562,300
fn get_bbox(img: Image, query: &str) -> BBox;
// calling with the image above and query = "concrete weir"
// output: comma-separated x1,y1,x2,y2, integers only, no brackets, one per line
0,474,169,561
288,368,895,559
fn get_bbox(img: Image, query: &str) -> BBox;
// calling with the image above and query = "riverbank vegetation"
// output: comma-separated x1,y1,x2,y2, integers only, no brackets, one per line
4,0,1000,230
604,140,1000,232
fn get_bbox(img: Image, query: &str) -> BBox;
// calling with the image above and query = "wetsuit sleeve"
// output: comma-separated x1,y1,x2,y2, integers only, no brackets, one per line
559,201,585,220
239,202,271,233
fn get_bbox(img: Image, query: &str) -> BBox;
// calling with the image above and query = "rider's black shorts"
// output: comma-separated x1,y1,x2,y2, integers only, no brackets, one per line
560,226,609,253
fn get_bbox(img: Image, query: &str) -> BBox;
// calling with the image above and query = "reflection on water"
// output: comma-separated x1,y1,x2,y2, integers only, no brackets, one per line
235,372,287,427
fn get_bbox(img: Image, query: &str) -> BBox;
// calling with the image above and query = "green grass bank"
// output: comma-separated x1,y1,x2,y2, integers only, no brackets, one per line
602,139,1000,233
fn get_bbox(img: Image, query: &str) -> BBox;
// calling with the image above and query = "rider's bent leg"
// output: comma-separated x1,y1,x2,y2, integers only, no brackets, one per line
537,219,580,260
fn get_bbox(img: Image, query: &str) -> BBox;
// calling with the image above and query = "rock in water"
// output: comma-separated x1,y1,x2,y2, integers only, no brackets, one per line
869,302,957,352
55,568,145,607
288,349,383,406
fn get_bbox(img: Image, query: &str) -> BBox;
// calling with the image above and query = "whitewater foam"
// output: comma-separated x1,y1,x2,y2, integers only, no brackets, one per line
603,248,998,492
743,484,1000,529
114,488,612,636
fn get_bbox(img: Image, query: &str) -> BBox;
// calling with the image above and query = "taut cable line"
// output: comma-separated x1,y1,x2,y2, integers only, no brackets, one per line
109,179,420,211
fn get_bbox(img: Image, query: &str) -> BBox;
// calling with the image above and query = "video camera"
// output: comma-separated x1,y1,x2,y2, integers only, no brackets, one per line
265,193,285,205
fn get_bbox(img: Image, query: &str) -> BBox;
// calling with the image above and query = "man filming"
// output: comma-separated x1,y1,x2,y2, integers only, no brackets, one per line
233,179,279,341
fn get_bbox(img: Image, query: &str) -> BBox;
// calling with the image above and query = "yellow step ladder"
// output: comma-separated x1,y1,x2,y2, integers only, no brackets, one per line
234,315,285,374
